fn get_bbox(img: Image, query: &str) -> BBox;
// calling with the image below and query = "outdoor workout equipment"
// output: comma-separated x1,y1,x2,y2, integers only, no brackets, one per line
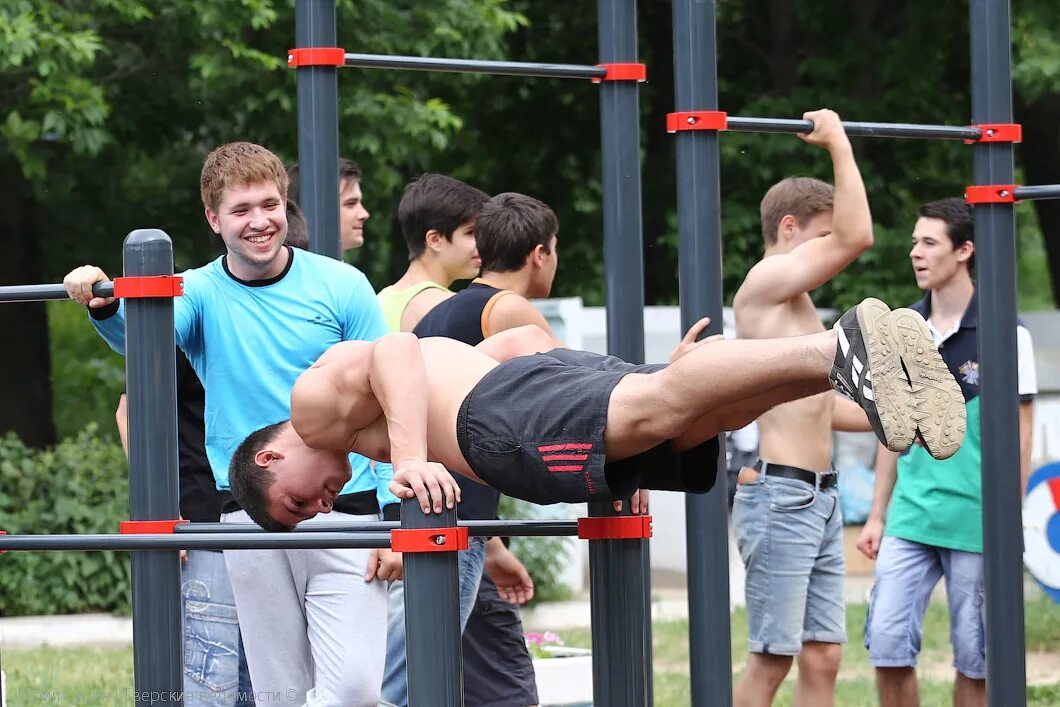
2,0,1057,705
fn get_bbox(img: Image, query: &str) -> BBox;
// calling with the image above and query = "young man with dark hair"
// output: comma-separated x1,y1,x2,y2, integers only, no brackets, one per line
287,158,370,251
856,197,1036,707
376,174,489,332
66,142,397,706
402,190,563,707
228,293,966,538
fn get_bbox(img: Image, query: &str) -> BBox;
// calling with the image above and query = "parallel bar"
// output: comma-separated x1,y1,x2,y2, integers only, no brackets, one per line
969,1,1026,705
401,499,462,706
123,230,181,706
592,2,652,706
295,0,342,259
176,519,579,536
1013,184,1060,201
673,1,733,705
0,532,392,552
343,52,606,80
726,116,981,141
0,282,114,304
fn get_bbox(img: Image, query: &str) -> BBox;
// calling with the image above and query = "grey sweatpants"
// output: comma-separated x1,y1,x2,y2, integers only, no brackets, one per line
223,509,387,707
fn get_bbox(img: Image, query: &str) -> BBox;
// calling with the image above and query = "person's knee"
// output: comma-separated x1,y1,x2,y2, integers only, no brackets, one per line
798,642,842,681
746,652,794,686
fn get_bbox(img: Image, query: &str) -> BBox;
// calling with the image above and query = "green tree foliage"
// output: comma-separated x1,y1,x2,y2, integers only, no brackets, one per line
0,428,131,616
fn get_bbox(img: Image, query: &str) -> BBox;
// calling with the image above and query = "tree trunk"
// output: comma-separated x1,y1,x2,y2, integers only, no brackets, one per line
0,165,56,447
1015,91,1060,306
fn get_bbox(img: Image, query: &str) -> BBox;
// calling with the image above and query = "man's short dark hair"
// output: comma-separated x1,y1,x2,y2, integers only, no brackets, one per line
476,193,558,273
286,159,363,205
398,174,489,261
918,197,975,269
229,421,295,532
285,200,309,249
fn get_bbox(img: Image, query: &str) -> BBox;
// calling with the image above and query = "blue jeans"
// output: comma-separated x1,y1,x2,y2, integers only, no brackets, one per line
182,550,254,706
865,536,986,679
380,536,487,707
732,475,847,655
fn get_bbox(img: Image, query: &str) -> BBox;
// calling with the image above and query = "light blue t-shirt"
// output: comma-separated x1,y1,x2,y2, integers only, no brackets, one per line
92,248,399,509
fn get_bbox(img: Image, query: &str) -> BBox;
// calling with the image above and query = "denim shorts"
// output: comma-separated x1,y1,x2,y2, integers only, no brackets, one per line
865,536,986,679
732,476,847,655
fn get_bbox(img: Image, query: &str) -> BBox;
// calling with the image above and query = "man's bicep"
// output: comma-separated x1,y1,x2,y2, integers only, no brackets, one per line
745,237,867,304
487,296,555,338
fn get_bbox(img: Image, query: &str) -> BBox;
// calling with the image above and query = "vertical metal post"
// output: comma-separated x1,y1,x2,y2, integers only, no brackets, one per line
969,2,1025,704
592,1,652,705
124,230,182,705
401,499,462,707
295,0,341,259
672,1,733,705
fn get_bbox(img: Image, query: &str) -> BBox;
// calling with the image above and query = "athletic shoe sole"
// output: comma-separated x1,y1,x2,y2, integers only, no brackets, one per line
886,308,967,460
856,298,917,452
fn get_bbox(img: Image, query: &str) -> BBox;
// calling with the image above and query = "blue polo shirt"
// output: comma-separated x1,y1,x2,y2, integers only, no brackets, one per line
885,289,1037,553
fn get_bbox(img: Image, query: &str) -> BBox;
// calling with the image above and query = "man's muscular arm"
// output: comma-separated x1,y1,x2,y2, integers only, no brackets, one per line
291,341,379,451
735,109,874,307
368,333,460,513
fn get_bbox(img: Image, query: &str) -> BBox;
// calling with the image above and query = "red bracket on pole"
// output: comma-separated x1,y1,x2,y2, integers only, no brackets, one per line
592,63,647,83
965,123,1022,144
577,515,653,540
667,111,728,133
119,520,189,534
287,48,346,68
0,529,6,555
391,527,469,553
965,185,1020,204
113,275,184,299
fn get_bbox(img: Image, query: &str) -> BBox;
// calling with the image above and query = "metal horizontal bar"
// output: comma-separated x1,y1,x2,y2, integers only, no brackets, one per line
343,52,606,80
0,531,391,552
175,519,579,537
1013,184,1060,201
726,117,981,141
0,281,114,304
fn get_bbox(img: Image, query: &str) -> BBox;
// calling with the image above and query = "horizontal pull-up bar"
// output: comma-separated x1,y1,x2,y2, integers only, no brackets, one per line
341,52,607,80
0,531,391,552
726,116,983,141
176,519,580,537
0,282,114,304
1014,184,1060,201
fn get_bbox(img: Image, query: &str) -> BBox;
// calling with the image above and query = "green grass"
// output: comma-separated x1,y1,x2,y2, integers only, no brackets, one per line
2,598,1058,706
555,597,1060,706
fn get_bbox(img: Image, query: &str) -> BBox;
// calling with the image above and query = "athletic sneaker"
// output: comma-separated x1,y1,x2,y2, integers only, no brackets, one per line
830,298,917,453
885,308,966,460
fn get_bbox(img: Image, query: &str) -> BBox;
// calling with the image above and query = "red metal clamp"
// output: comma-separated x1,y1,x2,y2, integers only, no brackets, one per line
113,275,184,299
0,529,6,555
592,63,647,83
119,520,189,534
667,111,728,133
964,185,1020,204
288,48,346,68
577,515,653,540
965,123,1022,144
391,526,469,553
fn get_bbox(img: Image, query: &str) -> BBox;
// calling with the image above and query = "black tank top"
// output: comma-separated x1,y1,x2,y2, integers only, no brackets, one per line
412,280,513,520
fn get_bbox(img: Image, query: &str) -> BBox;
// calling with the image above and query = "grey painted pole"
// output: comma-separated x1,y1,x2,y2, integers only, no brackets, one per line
123,230,182,706
176,519,579,536
295,0,341,259
0,532,392,552
0,282,114,303
592,1,652,706
1014,184,1060,201
969,2,1025,705
400,498,462,706
343,53,606,79
672,1,733,705
725,117,981,141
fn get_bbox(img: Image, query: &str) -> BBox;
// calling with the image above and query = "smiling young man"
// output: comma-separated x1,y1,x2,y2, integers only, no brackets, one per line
63,142,403,707
857,198,1037,707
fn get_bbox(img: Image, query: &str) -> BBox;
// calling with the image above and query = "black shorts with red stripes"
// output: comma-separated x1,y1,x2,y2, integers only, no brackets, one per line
455,349,719,505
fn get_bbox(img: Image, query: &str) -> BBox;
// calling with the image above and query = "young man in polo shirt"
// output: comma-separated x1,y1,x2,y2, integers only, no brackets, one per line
856,197,1037,707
